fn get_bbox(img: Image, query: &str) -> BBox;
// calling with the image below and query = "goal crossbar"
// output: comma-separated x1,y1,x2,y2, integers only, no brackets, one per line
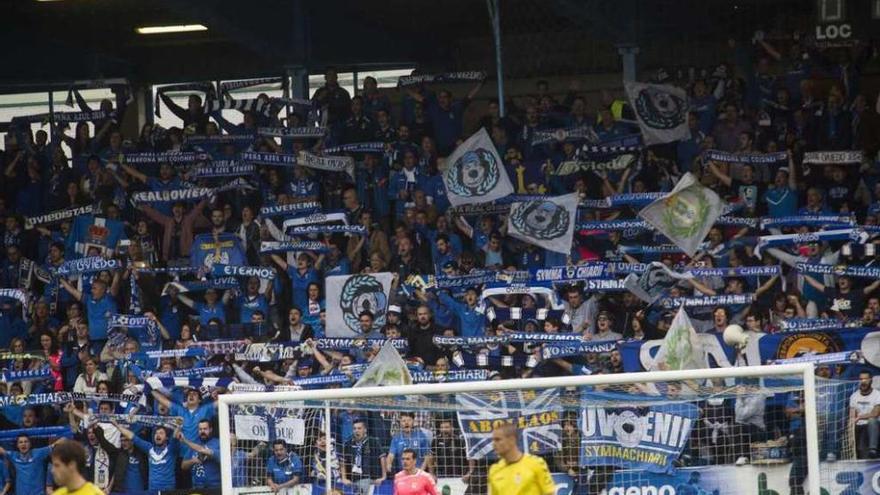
218,363,820,495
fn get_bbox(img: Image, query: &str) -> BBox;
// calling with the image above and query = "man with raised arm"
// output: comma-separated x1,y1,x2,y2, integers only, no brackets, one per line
111,420,178,493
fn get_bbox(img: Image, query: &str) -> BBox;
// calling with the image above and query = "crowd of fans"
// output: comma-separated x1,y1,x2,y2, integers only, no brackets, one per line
0,34,878,495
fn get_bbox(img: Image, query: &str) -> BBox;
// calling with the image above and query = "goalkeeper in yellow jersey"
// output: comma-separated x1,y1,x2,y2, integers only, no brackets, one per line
50,440,105,495
488,424,556,495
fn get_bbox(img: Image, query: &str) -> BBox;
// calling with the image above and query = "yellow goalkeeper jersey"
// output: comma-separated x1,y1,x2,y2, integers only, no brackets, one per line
52,482,105,495
488,453,556,495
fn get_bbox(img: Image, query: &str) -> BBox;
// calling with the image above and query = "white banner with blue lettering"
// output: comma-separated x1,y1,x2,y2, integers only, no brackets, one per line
580,390,698,474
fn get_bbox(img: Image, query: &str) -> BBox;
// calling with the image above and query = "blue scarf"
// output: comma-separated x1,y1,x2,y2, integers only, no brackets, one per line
259,202,321,217
259,241,329,254
760,215,855,229
658,294,754,308
397,71,486,87
324,142,387,154
25,205,94,229
212,264,276,280
53,257,123,277
796,262,880,279
703,150,788,164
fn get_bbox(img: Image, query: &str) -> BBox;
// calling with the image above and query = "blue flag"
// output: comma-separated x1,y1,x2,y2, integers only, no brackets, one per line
66,215,126,257
580,391,698,473
190,233,246,269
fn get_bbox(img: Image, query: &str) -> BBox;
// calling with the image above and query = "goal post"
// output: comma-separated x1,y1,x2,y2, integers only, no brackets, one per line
218,363,821,495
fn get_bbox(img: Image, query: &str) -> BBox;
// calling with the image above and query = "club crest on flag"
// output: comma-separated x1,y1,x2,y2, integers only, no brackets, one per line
624,82,691,145
326,272,394,337
638,173,723,257
443,128,513,207
509,200,570,240
339,274,389,332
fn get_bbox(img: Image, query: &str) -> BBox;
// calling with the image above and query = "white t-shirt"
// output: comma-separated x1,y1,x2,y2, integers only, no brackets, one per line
849,388,880,425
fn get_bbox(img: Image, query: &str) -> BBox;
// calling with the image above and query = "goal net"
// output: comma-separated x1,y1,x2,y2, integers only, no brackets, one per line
218,364,855,495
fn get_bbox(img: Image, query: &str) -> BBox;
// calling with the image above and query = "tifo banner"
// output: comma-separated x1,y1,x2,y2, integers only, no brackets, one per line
624,81,690,145
580,391,698,474
325,272,394,337
507,193,579,254
233,407,306,445
457,388,562,459
638,173,724,257
620,327,880,372
443,128,514,207
190,232,246,269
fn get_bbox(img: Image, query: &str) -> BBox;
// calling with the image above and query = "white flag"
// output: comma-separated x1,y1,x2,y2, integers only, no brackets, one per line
354,341,413,387
325,273,394,337
443,128,514,207
638,173,723,257
652,305,704,371
506,193,578,254
624,81,691,145
623,261,691,304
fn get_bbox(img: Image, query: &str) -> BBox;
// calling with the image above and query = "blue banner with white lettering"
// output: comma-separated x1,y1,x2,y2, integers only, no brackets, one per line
580,391,698,474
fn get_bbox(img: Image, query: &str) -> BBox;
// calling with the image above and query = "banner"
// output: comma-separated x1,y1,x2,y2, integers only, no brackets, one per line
795,262,880,279
759,215,854,229
556,154,639,175
507,193,579,254
282,212,348,230
67,215,126,256
287,225,367,237
53,256,123,277
658,294,753,309
703,150,788,164
132,187,213,204
190,232,246,269
457,388,562,459
754,229,867,258
620,327,880,372
802,151,863,165
353,341,413,387
410,369,491,383
259,202,321,217
577,220,650,231
580,391,698,473
325,273,394,337
89,414,182,430
323,142,387,154
120,151,210,166
0,368,52,382
541,341,618,359
212,264,277,280
531,126,600,145
296,151,355,179
25,205,94,229
530,264,606,283
779,318,846,331
233,410,306,445
624,82,690,145
240,151,298,166
397,71,486,87
443,128,514,207
189,161,255,179
259,241,329,254
258,127,327,139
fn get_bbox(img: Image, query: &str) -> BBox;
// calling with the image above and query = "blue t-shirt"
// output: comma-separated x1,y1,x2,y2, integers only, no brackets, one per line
191,437,221,488
146,177,182,216
132,437,177,491
171,402,217,460
388,430,431,470
86,293,118,341
194,301,226,326
124,451,145,493
232,450,248,487
267,453,303,484
8,446,52,495
764,186,797,218
287,267,318,312
237,294,269,324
